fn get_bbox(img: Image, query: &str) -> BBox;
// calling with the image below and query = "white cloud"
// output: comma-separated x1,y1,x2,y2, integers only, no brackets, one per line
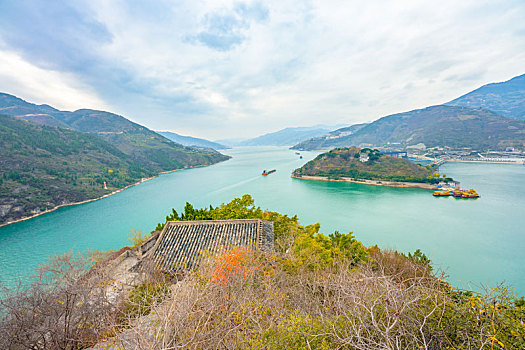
0,47,109,111
0,0,524,138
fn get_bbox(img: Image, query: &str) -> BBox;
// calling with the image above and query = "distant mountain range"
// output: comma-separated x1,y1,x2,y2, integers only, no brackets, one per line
292,74,525,151
292,123,368,150
237,125,346,146
157,131,229,150
0,93,230,225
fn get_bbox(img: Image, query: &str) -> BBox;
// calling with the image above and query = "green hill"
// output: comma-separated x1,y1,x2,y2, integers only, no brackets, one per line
292,105,525,151
0,114,154,224
447,73,525,120
293,147,434,183
0,93,230,225
0,93,230,172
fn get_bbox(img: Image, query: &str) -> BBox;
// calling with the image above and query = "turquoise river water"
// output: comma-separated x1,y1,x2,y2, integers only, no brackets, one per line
0,146,524,294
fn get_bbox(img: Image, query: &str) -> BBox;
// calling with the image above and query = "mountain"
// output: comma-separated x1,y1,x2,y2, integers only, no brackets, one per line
292,74,525,151
157,131,229,150
291,123,368,150
0,93,231,225
0,93,230,172
0,114,154,224
239,125,345,146
447,74,525,120
293,105,525,151
293,147,434,183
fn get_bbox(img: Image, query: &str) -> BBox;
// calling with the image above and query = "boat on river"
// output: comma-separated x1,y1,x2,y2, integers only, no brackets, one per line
262,169,276,176
433,190,451,197
450,189,480,198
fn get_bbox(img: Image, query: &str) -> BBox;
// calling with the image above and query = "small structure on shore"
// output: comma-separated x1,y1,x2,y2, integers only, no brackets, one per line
147,219,274,272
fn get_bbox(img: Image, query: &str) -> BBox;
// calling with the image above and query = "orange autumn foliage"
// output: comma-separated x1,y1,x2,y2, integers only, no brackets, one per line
212,248,256,285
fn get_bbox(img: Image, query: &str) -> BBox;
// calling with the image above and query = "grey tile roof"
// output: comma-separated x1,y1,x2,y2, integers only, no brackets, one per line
149,219,274,272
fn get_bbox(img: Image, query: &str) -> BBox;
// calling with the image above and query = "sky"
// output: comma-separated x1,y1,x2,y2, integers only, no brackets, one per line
0,1,524,140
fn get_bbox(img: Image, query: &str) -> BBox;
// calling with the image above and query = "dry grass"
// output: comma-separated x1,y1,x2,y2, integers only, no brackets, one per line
103,249,524,349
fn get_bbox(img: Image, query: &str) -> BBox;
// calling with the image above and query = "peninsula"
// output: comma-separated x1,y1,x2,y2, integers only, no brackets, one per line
292,147,444,189
0,93,231,226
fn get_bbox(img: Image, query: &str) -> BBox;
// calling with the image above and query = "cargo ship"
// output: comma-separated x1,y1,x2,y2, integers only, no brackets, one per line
434,189,479,198
262,169,276,176
433,190,451,196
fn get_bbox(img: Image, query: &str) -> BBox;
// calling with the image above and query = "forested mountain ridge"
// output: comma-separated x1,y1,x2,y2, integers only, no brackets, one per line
0,93,230,225
0,114,153,225
0,93,230,172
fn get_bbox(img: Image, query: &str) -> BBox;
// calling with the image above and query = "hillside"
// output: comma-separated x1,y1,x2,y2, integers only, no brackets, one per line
3,195,522,349
239,125,343,146
292,105,525,151
447,73,525,120
291,123,368,150
0,114,153,225
157,131,229,150
293,147,434,183
0,93,230,172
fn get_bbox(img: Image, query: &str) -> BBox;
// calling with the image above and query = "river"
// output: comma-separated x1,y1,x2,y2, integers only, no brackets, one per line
0,146,524,295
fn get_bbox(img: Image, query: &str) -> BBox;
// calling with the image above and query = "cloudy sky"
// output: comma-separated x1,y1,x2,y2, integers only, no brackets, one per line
0,1,524,139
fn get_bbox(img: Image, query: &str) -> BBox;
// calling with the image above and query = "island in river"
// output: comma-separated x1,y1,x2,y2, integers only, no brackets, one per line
292,147,446,189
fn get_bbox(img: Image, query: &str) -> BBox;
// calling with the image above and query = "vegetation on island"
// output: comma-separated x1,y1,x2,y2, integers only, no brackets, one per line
1,195,524,349
0,114,229,225
293,147,443,183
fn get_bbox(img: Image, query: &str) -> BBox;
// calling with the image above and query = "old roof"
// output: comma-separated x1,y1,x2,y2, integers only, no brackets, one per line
148,219,274,272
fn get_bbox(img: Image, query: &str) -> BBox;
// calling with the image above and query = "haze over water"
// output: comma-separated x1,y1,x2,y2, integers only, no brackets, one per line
0,147,523,295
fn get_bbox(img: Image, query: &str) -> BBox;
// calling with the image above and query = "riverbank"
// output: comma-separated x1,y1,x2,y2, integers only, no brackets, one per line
291,174,436,189
0,165,210,228
446,159,525,165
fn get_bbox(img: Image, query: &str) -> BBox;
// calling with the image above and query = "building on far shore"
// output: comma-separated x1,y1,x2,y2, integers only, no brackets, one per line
382,151,408,159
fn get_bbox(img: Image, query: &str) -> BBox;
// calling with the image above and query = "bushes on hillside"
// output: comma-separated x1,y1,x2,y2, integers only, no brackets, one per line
1,195,523,349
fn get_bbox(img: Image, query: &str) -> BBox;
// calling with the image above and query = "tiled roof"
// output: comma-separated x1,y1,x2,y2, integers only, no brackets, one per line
149,219,274,272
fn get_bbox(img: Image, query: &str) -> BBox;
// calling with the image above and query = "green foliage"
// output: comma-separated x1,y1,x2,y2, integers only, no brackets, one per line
0,113,229,225
128,230,150,248
289,226,369,270
294,146,434,183
154,194,263,232
405,248,432,270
